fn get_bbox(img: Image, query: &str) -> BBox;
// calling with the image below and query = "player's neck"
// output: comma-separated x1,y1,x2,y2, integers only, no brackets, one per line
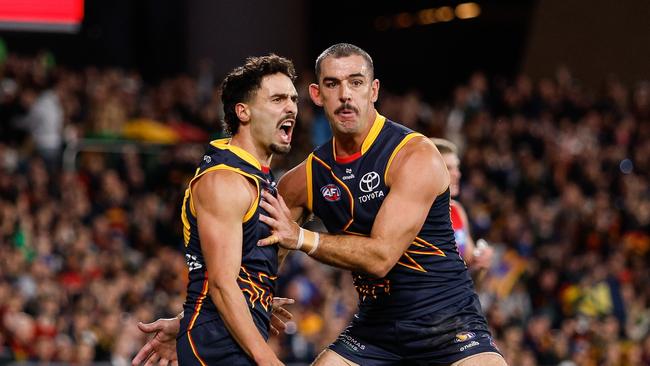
230,134,273,168
333,110,377,157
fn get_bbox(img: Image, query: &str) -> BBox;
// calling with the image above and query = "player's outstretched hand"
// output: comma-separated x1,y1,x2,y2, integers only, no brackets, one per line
270,297,295,336
132,317,180,366
258,191,300,249
472,239,494,271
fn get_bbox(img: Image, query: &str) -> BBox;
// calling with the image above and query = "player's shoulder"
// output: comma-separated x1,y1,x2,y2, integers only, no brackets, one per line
390,134,439,168
192,168,257,214
403,133,436,150
278,158,308,199
196,168,254,196
384,118,416,134
386,135,449,192
279,158,307,185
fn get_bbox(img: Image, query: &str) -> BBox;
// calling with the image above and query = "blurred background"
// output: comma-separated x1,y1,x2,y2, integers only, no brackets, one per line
0,0,649,365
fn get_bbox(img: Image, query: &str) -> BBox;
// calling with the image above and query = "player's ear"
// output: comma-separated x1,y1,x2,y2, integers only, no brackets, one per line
371,79,380,103
235,103,250,123
309,83,323,107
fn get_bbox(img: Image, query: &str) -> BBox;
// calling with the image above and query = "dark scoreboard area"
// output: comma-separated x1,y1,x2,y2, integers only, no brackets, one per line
307,0,537,100
0,0,538,100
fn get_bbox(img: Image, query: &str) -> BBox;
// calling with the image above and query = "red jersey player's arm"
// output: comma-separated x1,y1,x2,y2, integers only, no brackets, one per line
454,200,493,281
451,199,477,264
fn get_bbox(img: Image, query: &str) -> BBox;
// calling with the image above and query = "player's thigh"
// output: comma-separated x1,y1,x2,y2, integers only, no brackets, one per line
451,352,507,366
312,349,360,366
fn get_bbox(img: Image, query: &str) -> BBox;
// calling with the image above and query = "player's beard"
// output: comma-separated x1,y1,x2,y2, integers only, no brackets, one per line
271,143,291,154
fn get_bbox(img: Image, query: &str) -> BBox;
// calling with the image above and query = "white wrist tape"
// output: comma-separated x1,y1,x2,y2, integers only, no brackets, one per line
296,227,305,250
307,232,319,255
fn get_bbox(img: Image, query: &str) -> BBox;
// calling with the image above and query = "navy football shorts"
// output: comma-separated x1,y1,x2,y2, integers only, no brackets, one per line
177,318,256,366
329,294,501,365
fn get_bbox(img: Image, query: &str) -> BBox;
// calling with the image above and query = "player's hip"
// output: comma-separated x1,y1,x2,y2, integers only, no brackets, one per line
329,294,499,365
177,317,259,366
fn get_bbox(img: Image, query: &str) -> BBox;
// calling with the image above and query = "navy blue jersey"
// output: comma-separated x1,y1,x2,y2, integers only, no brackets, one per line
308,114,473,320
180,139,279,339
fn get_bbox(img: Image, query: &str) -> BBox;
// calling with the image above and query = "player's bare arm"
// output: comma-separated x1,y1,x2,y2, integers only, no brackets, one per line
277,160,310,223
193,170,282,364
260,137,449,278
276,160,311,267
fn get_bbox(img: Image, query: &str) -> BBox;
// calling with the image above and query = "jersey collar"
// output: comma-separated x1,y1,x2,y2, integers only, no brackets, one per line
210,138,263,171
333,112,386,163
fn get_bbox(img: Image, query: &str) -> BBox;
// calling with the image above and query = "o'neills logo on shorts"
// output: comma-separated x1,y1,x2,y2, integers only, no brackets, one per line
321,184,341,202
459,340,480,352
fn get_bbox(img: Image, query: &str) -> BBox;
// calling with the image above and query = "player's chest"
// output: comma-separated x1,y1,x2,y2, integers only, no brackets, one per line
314,160,388,225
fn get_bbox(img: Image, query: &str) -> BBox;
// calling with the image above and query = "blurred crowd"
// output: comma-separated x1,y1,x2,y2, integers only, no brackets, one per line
0,48,649,366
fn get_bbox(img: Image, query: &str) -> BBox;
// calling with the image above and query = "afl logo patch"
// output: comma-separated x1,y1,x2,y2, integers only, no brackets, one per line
320,184,341,202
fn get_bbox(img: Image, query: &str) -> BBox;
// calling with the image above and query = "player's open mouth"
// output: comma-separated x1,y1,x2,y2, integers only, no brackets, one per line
278,119,294,143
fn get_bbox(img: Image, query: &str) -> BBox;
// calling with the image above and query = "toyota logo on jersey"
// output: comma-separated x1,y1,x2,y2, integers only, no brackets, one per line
359,171,381,193
320,184,341,201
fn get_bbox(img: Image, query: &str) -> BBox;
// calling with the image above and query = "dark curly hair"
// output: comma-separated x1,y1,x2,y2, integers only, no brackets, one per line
221,54,296,135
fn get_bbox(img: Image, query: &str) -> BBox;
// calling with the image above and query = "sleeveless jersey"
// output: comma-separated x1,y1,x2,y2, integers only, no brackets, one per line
179,138,279,338
307,114,473,320
450,200,468,258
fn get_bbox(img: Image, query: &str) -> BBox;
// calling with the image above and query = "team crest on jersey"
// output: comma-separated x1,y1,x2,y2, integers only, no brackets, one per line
320,184,341,202
454,331,476,343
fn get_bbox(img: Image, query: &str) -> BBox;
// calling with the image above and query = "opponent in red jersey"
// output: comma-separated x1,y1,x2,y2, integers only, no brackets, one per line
432,138,493,283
